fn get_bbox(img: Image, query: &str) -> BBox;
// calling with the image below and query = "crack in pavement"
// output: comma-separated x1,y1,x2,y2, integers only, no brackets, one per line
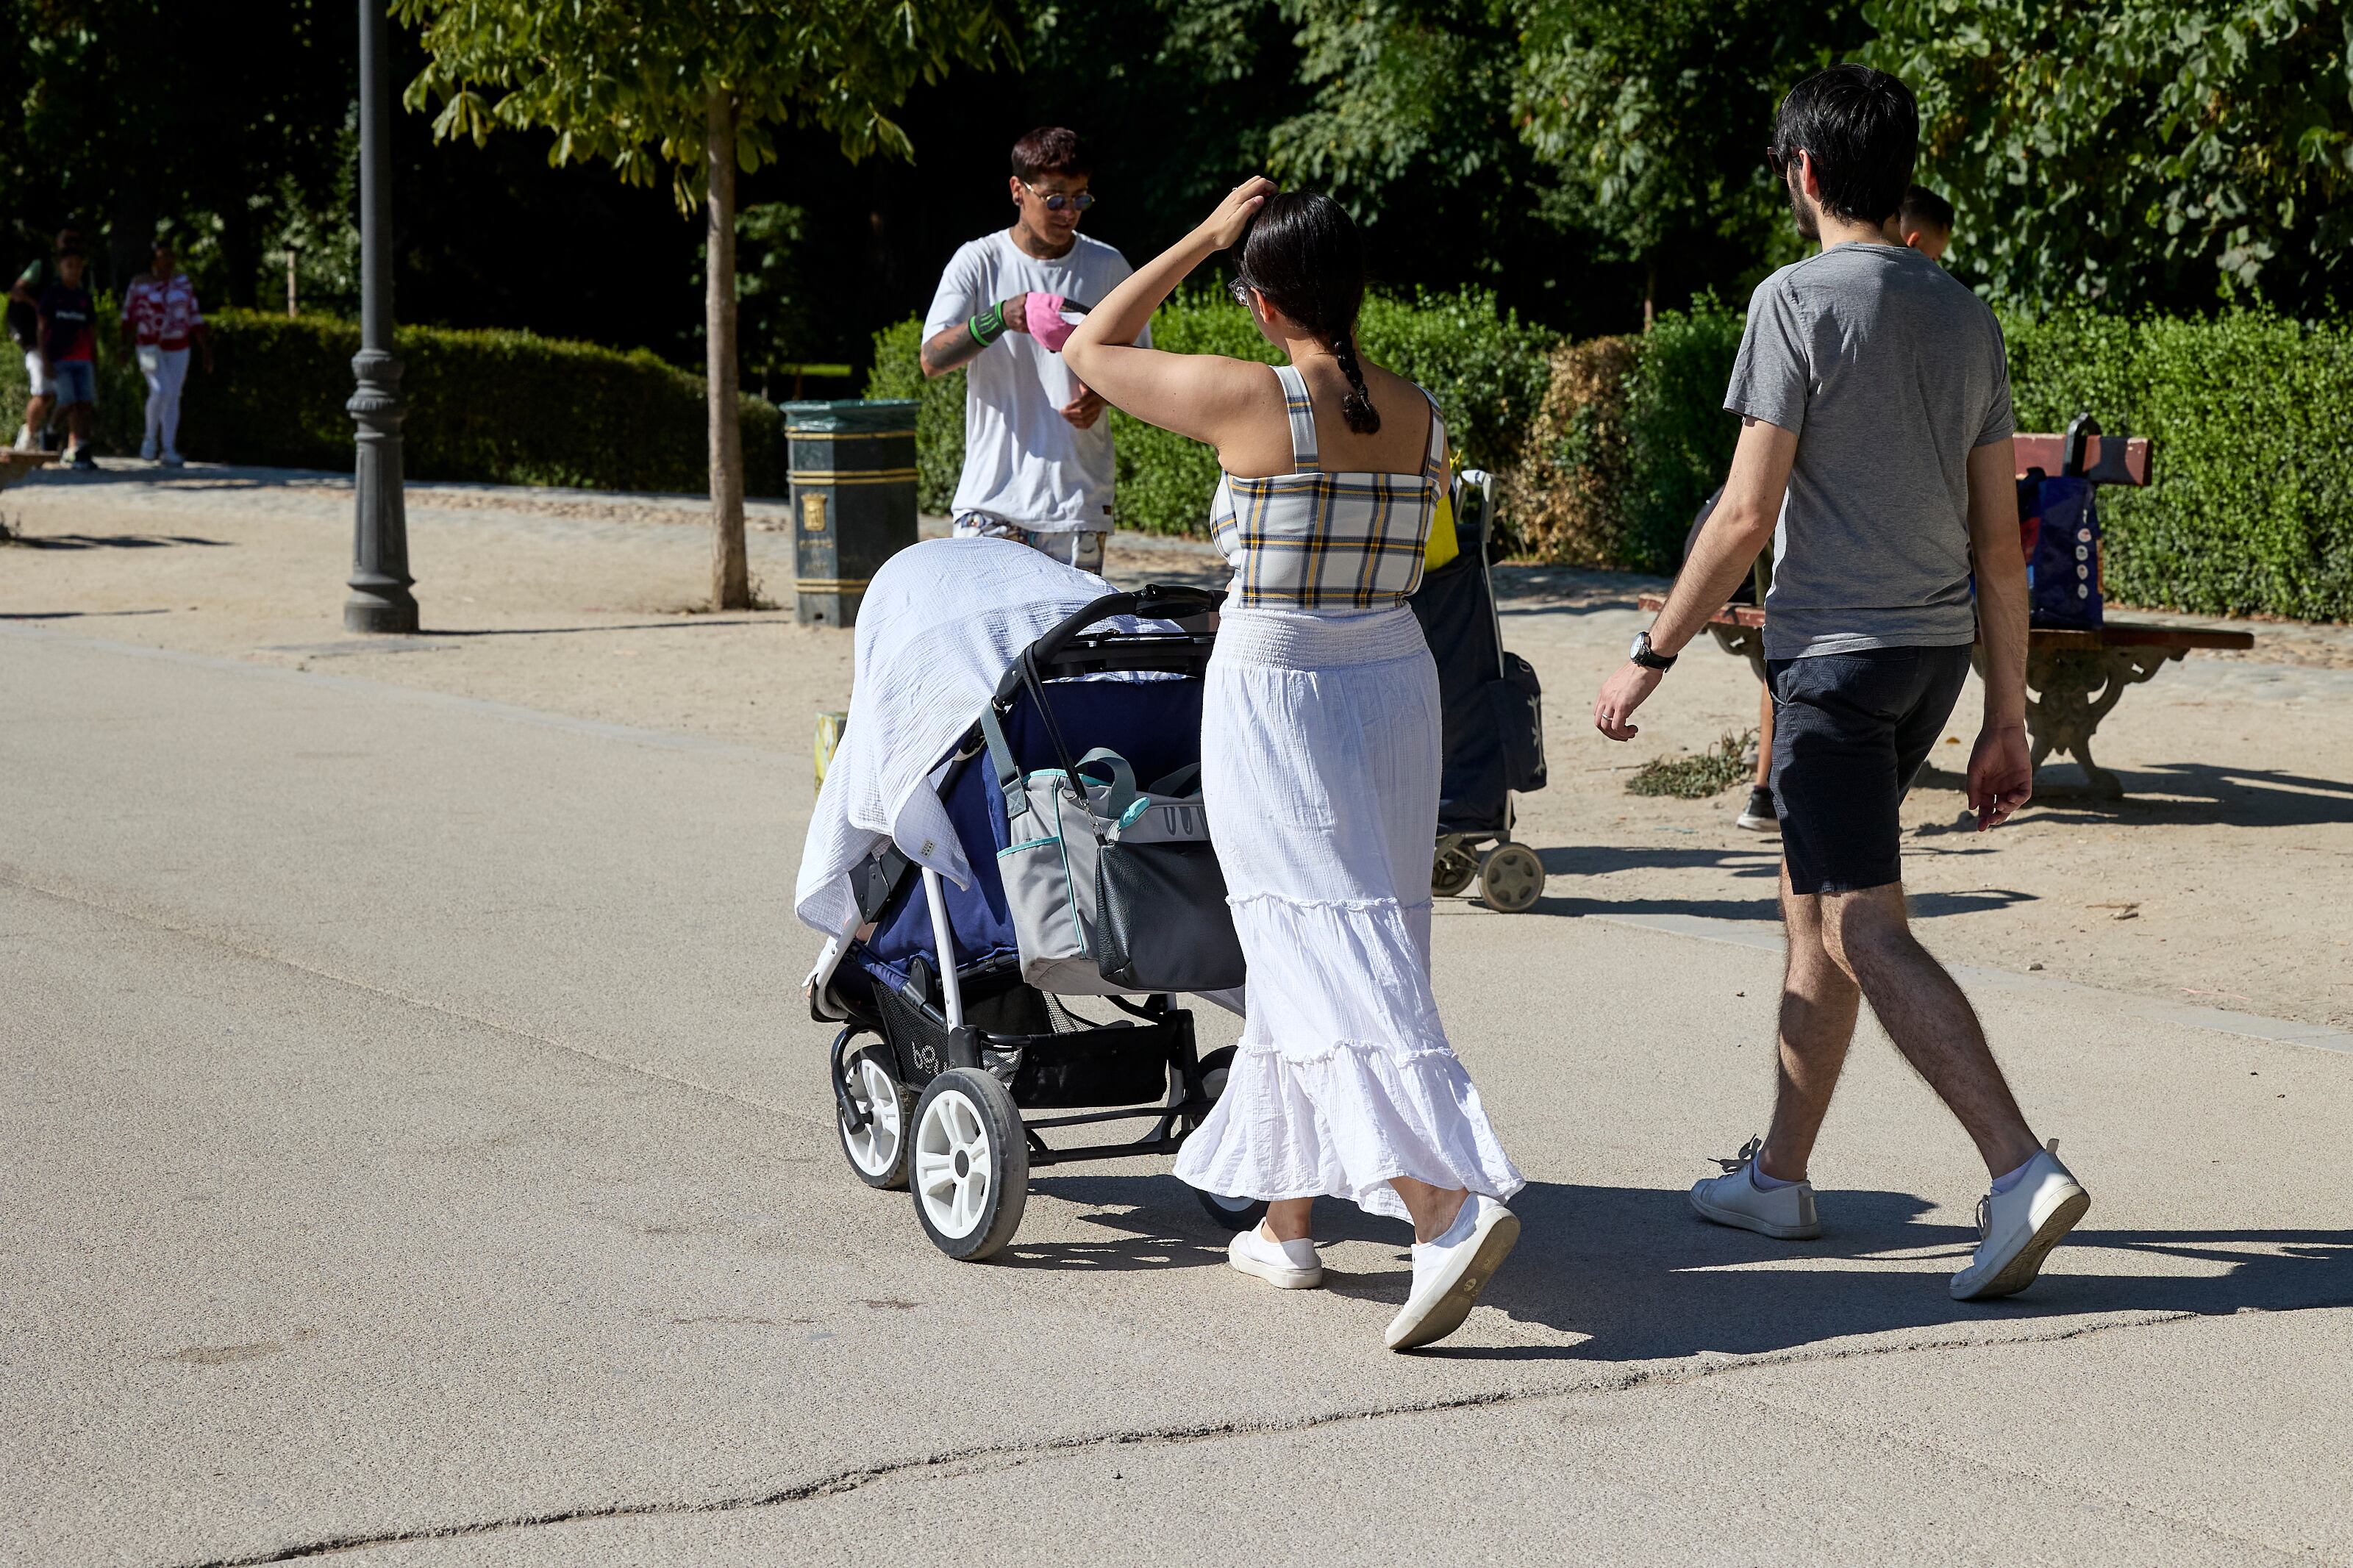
168,1309,2207,1567
0,864,829,1132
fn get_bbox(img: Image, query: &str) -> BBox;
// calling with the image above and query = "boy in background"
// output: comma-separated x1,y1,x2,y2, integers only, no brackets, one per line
920,126,1144,575
22,237,101,469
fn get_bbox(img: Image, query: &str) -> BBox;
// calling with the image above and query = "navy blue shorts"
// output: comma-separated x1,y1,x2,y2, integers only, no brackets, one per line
1768,645,1971,895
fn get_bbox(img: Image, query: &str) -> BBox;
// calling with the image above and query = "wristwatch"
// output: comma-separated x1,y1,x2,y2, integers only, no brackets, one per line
1629,629,1677,671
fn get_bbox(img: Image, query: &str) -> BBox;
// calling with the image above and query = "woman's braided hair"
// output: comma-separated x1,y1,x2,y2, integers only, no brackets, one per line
1230,190,1379,434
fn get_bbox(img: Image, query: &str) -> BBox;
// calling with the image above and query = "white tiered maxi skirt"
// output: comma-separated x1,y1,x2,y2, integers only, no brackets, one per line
1172,605,1524,1221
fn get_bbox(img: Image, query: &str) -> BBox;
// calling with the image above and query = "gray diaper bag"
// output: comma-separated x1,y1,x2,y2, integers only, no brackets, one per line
981,707,1243,995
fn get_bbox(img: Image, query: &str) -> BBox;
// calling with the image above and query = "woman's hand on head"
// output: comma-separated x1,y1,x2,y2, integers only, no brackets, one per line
1196,176,1276,250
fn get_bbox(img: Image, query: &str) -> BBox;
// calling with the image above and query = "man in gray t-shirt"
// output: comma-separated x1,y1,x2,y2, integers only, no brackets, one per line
1727,240,2014,660
1591,64,2089,1306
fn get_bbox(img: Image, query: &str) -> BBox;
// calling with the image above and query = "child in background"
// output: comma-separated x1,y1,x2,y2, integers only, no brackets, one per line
34,241,101,470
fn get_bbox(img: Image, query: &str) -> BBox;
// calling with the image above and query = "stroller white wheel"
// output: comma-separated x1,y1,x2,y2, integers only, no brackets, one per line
838,1048,910,1189
911,1068,1029,1261
1432,842,1480,898
1479,842,1546,914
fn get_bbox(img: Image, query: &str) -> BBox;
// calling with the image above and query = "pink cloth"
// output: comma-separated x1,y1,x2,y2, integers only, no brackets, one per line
1022,292,1079,353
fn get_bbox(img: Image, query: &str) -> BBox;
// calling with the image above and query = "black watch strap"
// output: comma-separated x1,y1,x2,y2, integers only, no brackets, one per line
1631,629,1677,670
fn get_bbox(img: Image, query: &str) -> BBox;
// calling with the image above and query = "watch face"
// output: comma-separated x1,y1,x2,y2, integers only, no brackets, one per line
1630,633,1647,662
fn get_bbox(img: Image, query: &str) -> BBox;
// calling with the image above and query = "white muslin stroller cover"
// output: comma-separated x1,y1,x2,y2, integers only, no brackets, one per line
794,537,1138,945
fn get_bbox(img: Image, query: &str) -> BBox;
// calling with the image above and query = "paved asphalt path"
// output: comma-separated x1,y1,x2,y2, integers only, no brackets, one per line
5,625,2349,1567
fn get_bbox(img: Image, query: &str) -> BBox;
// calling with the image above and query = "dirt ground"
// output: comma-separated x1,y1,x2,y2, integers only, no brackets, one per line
7,460,2349,1031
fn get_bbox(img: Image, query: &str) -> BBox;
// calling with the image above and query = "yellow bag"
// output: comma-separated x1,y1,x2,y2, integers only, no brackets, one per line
1424,486,1461,572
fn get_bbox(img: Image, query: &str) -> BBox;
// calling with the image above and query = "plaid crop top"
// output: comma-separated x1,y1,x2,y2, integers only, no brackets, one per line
1208,362,1447,610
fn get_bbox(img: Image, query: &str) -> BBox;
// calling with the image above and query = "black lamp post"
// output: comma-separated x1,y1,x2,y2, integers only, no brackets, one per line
344,0,418,633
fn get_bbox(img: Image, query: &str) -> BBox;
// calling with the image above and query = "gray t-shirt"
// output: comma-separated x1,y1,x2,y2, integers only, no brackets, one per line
1724,243,2013,659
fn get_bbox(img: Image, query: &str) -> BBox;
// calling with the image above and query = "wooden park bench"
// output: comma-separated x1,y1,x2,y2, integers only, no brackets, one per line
1640,420,2254,798
0,449,58,493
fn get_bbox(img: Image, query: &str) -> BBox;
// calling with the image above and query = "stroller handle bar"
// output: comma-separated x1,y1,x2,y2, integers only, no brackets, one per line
993,584,1225,703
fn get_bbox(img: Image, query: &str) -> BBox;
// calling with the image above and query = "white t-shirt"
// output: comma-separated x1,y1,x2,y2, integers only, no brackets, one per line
922,229,1147,533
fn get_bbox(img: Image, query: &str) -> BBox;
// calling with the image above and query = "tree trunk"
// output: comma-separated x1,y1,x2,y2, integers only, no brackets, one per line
706,91,751,611
1643,255,1657,333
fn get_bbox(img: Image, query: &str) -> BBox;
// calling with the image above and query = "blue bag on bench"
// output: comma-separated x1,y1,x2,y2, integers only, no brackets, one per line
2017,470,2103,630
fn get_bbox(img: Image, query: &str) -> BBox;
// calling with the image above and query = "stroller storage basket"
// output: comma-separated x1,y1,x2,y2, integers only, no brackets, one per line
870,979,1189,1111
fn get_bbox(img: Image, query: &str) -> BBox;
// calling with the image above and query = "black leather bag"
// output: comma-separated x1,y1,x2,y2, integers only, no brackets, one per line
1093,837,1247,992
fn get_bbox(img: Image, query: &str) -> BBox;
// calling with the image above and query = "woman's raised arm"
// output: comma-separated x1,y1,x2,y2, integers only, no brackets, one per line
1063,177,1275,448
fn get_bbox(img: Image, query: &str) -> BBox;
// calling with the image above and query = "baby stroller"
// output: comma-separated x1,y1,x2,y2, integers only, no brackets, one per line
1410,468,1549,912
808,585,1268,1261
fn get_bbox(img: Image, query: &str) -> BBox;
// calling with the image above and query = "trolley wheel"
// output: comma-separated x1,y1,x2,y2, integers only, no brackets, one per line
1432,842,1480,898
910,1067,1029,1261
1479,842,1546,914
1187,1045,1271,1232
837,1045,911,1190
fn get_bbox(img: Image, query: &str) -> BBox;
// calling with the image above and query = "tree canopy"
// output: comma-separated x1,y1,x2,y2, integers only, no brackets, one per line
1866,0,2353,314
393,0,1014,209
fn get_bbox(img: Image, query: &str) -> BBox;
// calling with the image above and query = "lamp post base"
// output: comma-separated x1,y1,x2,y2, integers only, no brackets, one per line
344,589,419,634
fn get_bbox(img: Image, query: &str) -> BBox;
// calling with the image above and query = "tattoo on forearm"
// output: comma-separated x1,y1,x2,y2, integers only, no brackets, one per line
920,324,981,377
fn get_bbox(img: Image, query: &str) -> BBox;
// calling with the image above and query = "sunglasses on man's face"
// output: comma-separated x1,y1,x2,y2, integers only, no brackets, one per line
1022,181,1096,212
1765,147,1797,177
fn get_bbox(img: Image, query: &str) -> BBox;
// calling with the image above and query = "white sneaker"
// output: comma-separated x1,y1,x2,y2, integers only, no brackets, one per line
1227,1225,1322,1289
1384,1195,1519,1351
1688,1136,1821,1239
139,437,157,460
160,450,185,468
1951,1139,2090,1301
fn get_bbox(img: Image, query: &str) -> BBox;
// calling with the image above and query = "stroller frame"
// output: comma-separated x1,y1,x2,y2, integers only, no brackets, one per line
811,585,1268,1259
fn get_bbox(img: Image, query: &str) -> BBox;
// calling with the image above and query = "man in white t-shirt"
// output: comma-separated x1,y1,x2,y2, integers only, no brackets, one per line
920,126,1146,574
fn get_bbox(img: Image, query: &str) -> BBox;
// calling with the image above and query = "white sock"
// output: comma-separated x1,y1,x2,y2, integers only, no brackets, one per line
1749,1161,1801,1191
1990,1154,2037,1195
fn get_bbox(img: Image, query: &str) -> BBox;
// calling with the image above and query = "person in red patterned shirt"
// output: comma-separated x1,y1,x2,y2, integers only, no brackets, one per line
118,237,211,466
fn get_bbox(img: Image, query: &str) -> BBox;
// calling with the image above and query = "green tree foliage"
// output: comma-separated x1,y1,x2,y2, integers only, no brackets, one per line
1514,0,1870,322
1865,0,2353,313
0,0,354,299
394,0,1011,606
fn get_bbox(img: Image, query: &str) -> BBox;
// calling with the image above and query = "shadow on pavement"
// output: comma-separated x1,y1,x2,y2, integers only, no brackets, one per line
2,531,230,549
1024,1173,2353,1361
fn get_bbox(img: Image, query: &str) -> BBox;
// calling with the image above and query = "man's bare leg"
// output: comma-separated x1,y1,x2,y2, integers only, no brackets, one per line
1819,883,2040,1177
1757,866,1862,1182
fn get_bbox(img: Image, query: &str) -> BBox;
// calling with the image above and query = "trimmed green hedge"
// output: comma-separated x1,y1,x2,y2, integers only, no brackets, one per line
1,309,788,495
1502,301,2353,622
864,287,1554,535
2005,311,2353,623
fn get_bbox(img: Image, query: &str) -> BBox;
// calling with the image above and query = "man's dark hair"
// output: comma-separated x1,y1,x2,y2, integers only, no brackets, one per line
1010,126,1087,182
1231,190,1379,434
1772,65,1918,224
1899,183,1955,234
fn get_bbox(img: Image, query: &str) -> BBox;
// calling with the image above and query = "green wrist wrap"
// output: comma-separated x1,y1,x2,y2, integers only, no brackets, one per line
969,301,1006,346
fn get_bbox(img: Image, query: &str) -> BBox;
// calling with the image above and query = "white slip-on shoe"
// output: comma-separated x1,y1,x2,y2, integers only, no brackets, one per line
1384,1195,1519,1351
1688,1136,1821,1239
1951,1139,2090,1301
1227,1225,1323,1290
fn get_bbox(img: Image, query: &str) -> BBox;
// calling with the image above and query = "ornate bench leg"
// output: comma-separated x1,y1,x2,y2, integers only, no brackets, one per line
2021,645,2179,798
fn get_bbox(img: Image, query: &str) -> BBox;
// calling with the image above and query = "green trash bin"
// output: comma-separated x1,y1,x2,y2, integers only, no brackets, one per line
784,398,920,628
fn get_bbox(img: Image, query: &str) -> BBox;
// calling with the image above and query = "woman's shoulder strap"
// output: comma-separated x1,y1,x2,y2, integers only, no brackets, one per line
1416,384,1447,483
1272,362,1320,473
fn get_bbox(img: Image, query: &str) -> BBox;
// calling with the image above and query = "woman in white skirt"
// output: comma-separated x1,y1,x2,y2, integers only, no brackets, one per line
1065,179,1524,1350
